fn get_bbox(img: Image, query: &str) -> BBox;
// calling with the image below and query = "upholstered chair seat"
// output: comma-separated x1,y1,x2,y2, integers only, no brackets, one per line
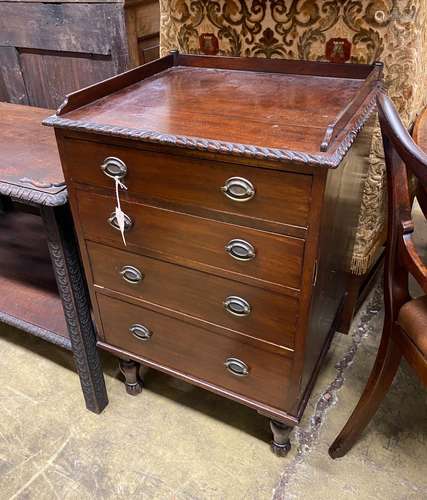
398,295,427,357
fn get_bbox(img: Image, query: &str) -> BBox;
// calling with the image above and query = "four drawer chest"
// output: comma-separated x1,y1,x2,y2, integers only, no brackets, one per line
46,52,382,455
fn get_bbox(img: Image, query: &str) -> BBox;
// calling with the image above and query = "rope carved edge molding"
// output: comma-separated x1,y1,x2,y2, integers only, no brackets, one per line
0,182,68,207
44,88,378,169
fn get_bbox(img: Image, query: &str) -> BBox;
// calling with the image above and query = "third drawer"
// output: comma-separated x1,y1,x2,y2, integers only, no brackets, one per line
88,241,298,349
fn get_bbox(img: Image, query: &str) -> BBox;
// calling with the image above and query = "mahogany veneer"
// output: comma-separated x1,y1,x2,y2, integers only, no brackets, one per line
47,53,382,455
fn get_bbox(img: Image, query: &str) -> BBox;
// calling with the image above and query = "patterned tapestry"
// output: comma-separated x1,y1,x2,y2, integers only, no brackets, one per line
160,0,427,274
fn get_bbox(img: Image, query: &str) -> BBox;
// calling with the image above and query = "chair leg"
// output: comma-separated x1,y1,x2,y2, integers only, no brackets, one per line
329,330,401,459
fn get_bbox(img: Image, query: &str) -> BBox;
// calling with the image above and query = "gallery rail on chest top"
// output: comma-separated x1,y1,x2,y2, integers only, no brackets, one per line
45,52,382,455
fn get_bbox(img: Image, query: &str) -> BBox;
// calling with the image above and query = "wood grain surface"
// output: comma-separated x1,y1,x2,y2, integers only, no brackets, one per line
63,66,363,154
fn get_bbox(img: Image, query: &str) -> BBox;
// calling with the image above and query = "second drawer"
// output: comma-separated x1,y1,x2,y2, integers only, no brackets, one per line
77,190,304,291
88,241,298,349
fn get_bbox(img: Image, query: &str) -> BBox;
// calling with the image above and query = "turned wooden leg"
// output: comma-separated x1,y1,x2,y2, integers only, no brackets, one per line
119,359,143,396
270,420,293,457
329,329,401,459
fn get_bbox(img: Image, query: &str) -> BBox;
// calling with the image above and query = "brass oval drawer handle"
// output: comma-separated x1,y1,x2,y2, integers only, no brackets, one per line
225,239,256,261
101,156,127,180
221,177,255,202
120,265,143,284
223,296,251,317
225,357,249,377
108,212,133,232
129,324,152,341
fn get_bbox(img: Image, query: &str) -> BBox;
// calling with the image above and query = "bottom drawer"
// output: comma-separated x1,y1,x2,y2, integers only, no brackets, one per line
97,293,293,411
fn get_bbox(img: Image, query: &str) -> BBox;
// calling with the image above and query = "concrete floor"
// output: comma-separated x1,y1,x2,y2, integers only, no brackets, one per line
0,207,426,499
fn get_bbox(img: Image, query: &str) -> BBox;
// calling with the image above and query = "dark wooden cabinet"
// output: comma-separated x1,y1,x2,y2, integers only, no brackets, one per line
0,0,159,108
46,53,381,454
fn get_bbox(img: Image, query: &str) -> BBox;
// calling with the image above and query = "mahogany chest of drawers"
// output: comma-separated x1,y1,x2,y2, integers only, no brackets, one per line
46,52,382,455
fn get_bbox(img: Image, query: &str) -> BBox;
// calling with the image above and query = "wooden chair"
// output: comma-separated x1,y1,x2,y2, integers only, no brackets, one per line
329,93,427,459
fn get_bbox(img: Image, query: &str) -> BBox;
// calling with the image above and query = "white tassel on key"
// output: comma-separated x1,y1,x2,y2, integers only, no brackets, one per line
114,176,128,246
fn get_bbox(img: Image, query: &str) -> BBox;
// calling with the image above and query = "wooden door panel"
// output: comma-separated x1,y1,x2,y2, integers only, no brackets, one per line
19,50,115,108
0,47,29,105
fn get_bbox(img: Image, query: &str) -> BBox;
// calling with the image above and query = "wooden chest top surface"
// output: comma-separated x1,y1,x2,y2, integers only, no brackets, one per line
62,67,362,154
0,102,66,206
46,53,382,168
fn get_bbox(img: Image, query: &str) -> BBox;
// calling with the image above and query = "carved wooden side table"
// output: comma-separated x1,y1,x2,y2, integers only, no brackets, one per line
0,102,107,414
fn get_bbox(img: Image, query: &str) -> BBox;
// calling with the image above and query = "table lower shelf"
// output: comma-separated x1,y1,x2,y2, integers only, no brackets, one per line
0,209,70,348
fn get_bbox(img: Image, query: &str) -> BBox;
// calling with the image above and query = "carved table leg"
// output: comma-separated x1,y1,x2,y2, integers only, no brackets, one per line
40,205,108,414
119,359,143,395
270,420,293,457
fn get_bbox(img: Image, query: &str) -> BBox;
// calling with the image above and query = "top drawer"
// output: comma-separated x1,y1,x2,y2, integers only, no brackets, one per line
61,138,312,230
